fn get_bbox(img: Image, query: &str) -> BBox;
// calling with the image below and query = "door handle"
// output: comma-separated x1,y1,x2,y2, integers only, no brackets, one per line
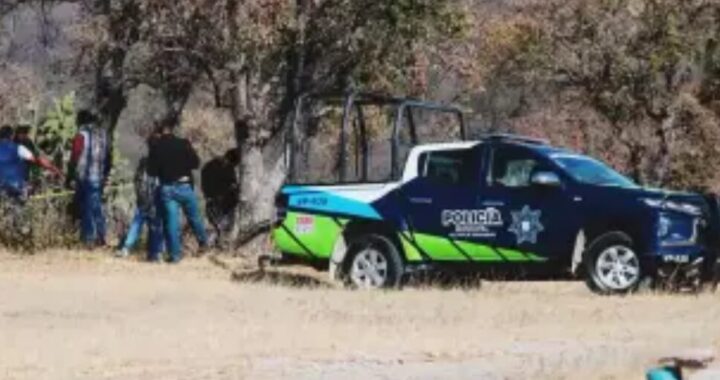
409,197,433,204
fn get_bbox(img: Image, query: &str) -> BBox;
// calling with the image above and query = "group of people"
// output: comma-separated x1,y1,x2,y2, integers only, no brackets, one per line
0,110,109,244
0,110,241,263
116,118,214,262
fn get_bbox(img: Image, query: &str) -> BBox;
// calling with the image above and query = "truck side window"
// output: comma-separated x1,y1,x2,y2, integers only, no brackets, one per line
418,149,474,186
490,147,540,188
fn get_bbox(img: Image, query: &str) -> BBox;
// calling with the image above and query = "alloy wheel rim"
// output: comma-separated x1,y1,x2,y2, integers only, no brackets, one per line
350,246,388,289
596,245,640,290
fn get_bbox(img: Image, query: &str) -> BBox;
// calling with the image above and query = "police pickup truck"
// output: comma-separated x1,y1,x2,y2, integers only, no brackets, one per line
273,99,719,294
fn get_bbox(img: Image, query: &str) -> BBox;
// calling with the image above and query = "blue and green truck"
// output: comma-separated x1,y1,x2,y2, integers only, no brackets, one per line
271,92,720,293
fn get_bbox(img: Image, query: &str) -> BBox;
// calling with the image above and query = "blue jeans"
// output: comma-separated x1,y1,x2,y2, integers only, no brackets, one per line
121,207,165,260
78,181,106,244
160,183,208,262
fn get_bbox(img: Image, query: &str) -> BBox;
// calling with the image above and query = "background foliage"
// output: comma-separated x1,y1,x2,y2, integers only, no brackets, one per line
4,0,720,250
36,92,76,170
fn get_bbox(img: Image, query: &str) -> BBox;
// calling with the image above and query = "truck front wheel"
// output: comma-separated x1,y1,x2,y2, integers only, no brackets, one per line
345,234,404,290
585,232,643,295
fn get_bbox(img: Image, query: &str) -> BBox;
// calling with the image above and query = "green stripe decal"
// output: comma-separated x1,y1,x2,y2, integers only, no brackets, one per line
456,241,502,261
412,232,546,262
498,247,545,262
273,215,547,263
272,226,315,258
273,212,345,258
399,234,424,262
414,233,468,261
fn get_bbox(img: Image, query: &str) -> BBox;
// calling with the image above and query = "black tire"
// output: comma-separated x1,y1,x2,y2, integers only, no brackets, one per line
344,234,404,290
584,232,644,295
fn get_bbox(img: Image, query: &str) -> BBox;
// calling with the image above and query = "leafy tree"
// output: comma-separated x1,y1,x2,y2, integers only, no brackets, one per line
36,92,76,169
486,0,720,189
90,0,467,238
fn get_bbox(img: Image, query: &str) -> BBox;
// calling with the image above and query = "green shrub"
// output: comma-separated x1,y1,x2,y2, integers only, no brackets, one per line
35,92,77,171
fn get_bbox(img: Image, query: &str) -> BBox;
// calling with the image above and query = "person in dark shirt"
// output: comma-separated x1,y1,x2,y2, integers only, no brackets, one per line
147,119,208,262
201,149,239,248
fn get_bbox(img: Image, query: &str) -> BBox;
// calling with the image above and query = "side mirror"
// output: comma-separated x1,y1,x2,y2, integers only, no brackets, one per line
531,171,561,187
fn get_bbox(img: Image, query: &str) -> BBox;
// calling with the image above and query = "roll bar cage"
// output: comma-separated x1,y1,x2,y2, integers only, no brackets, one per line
286,91,467,183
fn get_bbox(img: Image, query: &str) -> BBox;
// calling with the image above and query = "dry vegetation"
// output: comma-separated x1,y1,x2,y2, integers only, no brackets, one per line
1,250,719,380
4,3,720,378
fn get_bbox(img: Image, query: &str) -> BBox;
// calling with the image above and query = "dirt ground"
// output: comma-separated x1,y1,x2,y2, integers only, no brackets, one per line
1,250,719,380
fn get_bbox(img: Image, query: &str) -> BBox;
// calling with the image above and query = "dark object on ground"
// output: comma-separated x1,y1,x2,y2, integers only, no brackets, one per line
646,349,715,380
201,149,240,248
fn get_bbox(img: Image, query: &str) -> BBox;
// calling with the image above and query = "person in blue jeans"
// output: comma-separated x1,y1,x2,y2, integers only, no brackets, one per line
147,119,208,263
117,155,165,261
67,111,112,247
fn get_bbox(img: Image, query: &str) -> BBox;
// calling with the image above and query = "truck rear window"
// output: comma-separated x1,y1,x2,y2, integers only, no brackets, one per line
418,149,475,185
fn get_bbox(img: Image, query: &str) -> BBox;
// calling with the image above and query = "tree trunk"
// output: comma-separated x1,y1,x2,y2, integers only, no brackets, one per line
163,83,193,127
223,0,308,249
226,0,268,245
94,0,142,133
275,0,308,140
231,132,287,247
219,0,313,249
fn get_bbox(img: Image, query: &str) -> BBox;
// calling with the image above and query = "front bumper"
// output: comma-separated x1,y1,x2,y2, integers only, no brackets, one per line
653,246,706,264
646,200,720,288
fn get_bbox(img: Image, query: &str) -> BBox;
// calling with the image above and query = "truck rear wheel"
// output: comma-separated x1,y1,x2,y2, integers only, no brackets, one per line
345,234,404,290
585,232,643,295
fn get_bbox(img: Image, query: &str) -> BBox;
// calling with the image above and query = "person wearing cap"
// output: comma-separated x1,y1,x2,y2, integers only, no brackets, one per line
67,110,112,248
147,118,208,263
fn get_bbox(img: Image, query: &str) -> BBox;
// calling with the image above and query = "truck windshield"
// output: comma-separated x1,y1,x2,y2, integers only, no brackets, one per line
551,154,638,188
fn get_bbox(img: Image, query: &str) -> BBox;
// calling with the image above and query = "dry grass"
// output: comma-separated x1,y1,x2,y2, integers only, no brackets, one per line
1,250,719,379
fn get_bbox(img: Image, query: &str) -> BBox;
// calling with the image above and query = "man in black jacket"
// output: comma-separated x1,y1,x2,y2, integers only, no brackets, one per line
147,120,208,262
